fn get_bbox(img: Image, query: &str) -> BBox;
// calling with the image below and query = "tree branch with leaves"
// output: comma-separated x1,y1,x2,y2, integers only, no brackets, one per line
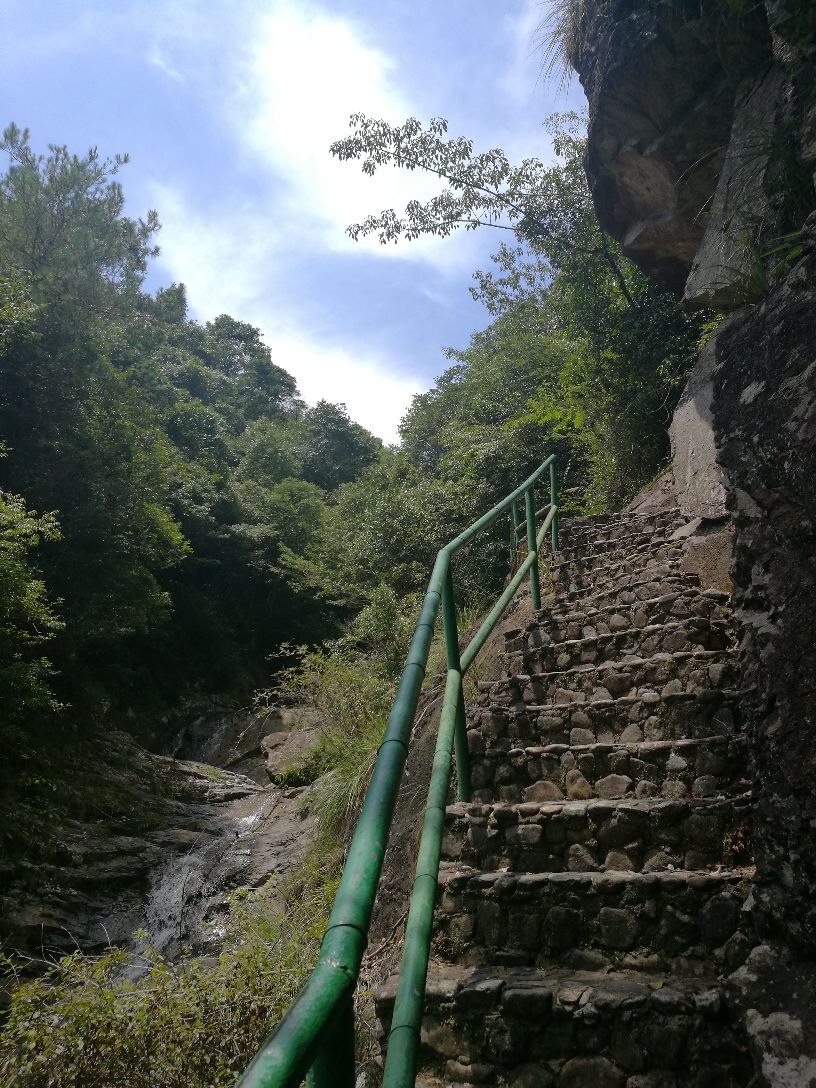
330,112,633,305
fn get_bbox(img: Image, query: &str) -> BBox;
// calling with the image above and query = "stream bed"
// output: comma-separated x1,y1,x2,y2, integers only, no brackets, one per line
2,710,315,963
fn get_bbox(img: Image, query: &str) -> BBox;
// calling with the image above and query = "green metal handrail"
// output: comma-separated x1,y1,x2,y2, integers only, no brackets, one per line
235,456,558,1088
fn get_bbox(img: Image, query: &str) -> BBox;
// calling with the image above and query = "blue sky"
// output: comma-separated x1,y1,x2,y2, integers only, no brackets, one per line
1,0,584,440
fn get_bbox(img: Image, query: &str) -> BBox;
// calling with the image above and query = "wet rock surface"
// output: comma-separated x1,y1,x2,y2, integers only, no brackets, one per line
0,727,313,959
668,321,731,523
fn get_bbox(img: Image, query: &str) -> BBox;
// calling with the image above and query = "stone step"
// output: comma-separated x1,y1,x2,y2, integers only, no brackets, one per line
554,571,702,613
469,686,739,748
468,735,749,805
506,587,731,650
551,549,686,597
553,532,677,568
505,617,732,676
500,649,740,704
443,793,752,875
553,532,684,565
553,519,692,564
375,964,753,1088
558,508,684,545
434,867,754,972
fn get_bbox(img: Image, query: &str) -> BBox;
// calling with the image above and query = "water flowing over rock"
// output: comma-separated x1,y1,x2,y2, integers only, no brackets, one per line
1,726,314,961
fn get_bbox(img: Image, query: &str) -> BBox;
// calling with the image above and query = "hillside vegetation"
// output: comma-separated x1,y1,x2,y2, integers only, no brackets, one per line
0,114,709,1085
1,114,706,785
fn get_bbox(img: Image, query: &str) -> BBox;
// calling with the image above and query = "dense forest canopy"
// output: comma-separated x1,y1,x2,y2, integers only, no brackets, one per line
0,125,382,754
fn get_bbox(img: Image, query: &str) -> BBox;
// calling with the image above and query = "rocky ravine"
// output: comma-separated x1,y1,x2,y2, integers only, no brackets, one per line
1,711,316,964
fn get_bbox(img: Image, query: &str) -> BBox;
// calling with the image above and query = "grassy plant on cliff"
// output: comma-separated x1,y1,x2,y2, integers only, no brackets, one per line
0,853,340,1088
259,586,420,835
259,583,483,836
539,0,586,81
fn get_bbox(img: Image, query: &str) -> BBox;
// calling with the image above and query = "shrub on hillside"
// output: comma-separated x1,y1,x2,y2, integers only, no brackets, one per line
0,865,337,1088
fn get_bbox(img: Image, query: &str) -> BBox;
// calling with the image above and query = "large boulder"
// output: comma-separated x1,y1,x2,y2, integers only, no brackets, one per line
683,67,785,309
669,319,732,521
262,726,321,781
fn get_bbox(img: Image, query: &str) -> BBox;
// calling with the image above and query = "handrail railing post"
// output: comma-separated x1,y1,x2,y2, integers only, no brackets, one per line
525,487,541,611
382,667,463,1088
550,458,559,553
441,564,471,802
306,992,355,1088
453,692,470,802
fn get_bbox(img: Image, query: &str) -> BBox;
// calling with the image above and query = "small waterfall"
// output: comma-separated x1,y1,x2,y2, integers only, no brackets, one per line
130,778,287,968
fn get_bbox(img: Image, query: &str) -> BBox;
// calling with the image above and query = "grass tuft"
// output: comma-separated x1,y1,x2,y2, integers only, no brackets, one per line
537,0,588,83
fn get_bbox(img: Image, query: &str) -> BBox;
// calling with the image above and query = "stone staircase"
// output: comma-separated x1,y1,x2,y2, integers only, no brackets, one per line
376,508,756,1087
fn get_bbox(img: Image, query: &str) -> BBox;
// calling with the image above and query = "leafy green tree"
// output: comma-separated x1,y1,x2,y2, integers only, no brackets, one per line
237,418,302,489
0,126,377,723
346,583,419,678
200,315,302,424
0,270,36,346
0,127,184,640
0,123,158,319
260,478,326,553
0,486,62,740
0,271,186,664
332,112,704,507
330,112,631,298
298,400,381,491
322,450,452,599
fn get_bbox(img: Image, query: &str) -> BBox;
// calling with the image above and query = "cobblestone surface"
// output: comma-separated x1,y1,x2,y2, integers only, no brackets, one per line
377,510,756,1086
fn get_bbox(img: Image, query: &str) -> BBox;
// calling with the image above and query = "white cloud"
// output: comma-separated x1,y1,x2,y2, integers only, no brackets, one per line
142,2,493,440
151,185,275,316
499,0,546,108
231,0,481,273
270,334,422,443
141,1,588,443
494,1,586,164
146,45,183,82
152,183,422,443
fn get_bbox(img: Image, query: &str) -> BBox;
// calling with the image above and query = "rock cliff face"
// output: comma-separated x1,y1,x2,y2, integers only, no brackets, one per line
572,1,816,1078
714,235,816,949
573,0,772,292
